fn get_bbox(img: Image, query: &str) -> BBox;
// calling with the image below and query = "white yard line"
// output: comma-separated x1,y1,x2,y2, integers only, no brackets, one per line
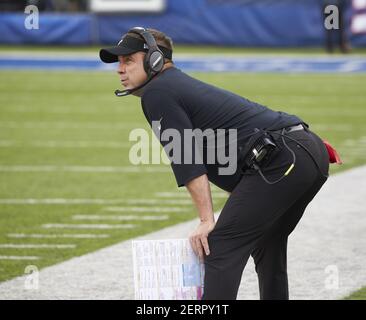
0,121,356,132
0,140,135,148
0,256,40,261
0,106,131,115
0,244,76,249
72,215,169,221
155,192,228,198
0,141,14,147
42,224,136,230
0,166,365,300
125,199,193,205
0,199,172,205
0,121,140,130
7,234,110,239
0,198,194,205
0,165,170,173
103,207,187,212
310,124,353,132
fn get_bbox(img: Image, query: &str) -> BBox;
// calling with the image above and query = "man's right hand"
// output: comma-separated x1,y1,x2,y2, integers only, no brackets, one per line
189,219,216,261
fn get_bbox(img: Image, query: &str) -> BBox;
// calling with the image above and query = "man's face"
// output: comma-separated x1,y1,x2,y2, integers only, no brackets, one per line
117,52,147,91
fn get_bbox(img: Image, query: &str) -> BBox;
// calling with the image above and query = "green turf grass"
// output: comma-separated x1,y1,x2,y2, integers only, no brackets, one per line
344,287,366,300
0,69,365,299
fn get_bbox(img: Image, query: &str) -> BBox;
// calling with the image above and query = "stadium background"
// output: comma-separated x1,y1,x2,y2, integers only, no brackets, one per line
0,0,365,299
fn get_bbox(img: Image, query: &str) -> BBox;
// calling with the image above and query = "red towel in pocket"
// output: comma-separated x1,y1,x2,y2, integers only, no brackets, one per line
323,140,342,164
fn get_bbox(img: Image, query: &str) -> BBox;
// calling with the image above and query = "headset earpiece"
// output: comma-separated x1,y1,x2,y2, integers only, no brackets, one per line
129,27,165,77
146,50,164,74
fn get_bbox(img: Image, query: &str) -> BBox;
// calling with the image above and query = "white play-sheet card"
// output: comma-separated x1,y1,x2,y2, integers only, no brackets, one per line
132,239,204,300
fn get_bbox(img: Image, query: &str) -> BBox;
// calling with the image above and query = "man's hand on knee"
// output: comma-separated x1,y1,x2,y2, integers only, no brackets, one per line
189,220,216,261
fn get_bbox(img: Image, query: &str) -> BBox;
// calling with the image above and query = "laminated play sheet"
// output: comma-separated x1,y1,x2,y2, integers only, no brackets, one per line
132,239,204,300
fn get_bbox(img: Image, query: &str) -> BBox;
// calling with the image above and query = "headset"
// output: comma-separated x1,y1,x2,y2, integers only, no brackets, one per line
130,27,165,77
115,27,166,97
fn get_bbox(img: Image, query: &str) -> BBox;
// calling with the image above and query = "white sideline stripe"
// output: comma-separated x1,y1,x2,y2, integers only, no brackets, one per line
72,215,169,221
0,244,76,249
7,233,110,239
103,207,187,212
0,165,170,173
0,255,40,261
42,224,136,230
155,192,228,198
0,198,194,205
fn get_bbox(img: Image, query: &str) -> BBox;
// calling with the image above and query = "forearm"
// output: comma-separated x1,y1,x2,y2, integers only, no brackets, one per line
186,174,214,223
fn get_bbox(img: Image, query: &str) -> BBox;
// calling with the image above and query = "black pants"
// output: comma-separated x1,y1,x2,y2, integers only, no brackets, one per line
202,127,329,300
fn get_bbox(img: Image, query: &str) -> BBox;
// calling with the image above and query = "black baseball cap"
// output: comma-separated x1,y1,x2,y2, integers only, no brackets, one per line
99,35,172,63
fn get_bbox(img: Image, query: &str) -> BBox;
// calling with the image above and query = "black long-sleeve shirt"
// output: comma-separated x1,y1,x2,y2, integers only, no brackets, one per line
141,67,304,192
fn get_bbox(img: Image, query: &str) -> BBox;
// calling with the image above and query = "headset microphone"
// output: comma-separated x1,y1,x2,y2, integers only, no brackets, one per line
115,88,131,97
114,74,156,97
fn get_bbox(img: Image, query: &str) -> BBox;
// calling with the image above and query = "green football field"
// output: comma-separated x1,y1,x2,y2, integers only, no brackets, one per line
0,48,365,299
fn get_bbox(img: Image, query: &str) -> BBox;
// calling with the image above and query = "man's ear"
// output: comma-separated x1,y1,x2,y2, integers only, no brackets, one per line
134,51,146,61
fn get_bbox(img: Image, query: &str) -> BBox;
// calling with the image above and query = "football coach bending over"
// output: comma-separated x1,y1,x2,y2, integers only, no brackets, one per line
99,27,330,300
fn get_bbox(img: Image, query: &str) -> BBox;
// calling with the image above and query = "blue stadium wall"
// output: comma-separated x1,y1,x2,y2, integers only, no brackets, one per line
0,0,365,47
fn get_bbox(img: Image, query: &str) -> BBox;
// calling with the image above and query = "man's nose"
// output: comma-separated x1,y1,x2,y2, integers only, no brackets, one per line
118,62,126,73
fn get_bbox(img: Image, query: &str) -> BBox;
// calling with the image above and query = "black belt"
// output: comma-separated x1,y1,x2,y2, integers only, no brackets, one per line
238,123,307,170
